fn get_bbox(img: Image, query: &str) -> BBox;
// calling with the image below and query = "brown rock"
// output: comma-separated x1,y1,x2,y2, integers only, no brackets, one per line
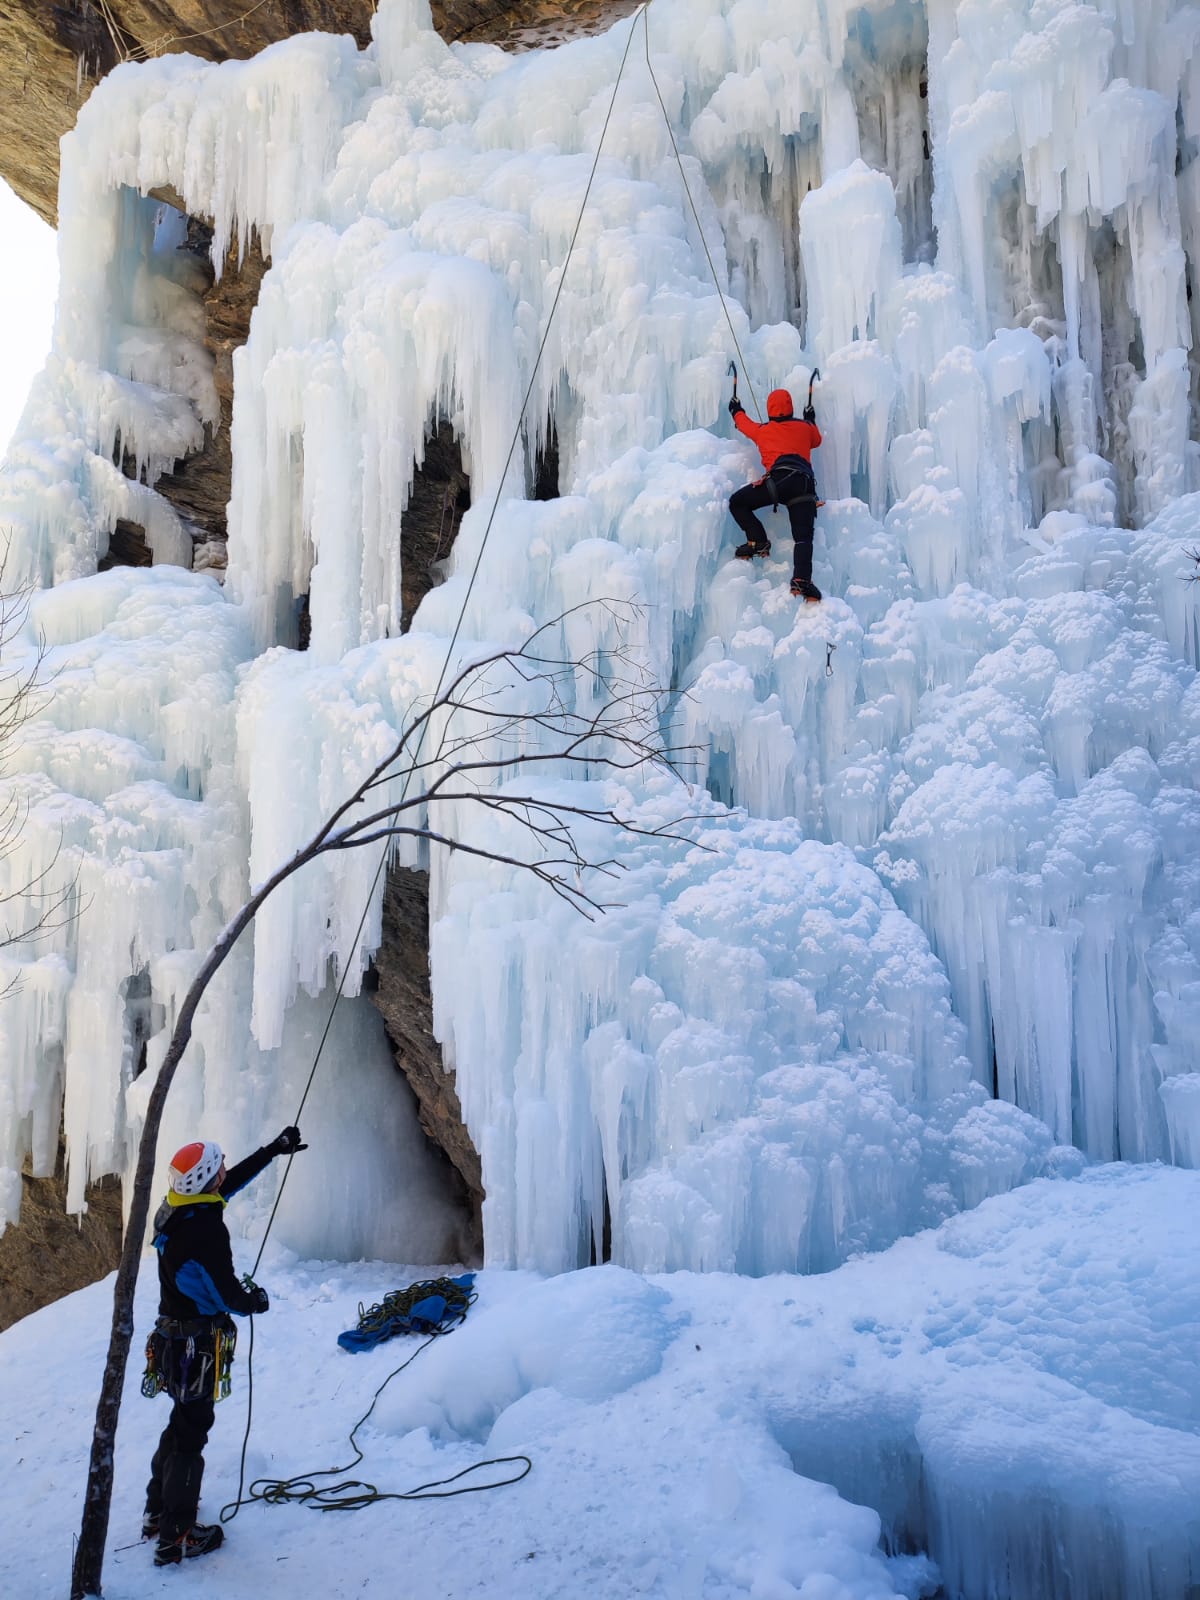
369,862,484,1258
1,1,642,227
149,222,269,568
0,1148,123,1331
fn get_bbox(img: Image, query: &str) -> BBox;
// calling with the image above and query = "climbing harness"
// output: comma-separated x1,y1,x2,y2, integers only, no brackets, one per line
765,455,818,516
765,369,822,516
337,1275,477,1354
142,1316,237,1405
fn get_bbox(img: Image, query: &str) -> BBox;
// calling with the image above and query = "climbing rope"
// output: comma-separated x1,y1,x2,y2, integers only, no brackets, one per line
640,10,764,420
225,0,834,1523
225,3,654,1521
252,2,774,1265
340,1275,477,1352
221,1281,530,1520
244,0,652,1269
229,1336,530,1515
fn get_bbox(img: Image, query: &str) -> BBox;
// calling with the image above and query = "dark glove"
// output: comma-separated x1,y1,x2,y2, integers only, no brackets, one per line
246,1283,269,1315
728,396,744,417
271,1125,307,1156
803,404,816,423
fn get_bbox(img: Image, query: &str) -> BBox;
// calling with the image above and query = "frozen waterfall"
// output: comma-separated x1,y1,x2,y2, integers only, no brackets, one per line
0,0,1198,1281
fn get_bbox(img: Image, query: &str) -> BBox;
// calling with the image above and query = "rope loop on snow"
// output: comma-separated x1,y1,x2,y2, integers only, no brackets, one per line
220,1324,531,1521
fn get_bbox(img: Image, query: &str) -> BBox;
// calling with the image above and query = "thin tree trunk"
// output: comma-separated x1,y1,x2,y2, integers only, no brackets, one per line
69,894,266,1597
67,613,679,1594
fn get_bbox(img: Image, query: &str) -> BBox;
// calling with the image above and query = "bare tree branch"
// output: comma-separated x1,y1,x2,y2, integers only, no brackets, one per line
70,599,706,1598
0,558,82,979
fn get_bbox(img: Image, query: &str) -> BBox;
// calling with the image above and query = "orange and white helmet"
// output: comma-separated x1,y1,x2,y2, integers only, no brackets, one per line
168,1140,224,1196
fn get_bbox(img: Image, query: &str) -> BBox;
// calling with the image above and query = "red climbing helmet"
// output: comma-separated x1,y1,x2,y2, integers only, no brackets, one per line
767,388,795,420
168,1140,225,1196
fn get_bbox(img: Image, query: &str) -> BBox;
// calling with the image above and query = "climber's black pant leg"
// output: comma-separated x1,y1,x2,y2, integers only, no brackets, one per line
786,496,816,583
766,459,816,583
729,480,777,545
148,1396,215,1540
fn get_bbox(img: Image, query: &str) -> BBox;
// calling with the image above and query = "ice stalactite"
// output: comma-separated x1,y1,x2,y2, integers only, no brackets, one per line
931,0,1197,522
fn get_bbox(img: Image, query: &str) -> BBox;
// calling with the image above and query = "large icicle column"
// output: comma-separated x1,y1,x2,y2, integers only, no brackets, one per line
0,0,1197,1278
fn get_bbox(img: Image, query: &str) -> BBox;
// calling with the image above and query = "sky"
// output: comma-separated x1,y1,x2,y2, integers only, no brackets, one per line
0,178,58,456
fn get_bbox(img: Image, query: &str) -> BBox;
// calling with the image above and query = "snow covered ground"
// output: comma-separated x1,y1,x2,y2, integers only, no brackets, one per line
3,1163,1197,1599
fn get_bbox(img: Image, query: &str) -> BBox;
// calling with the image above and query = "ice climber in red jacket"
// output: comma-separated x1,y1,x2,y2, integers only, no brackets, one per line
728,385,823,601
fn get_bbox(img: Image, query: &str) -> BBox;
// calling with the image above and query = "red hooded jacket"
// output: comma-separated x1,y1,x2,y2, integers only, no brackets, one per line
734,388,821,472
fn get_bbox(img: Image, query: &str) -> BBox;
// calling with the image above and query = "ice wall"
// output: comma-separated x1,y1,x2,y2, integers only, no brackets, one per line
0,566,461,1254
0,0,1198,1268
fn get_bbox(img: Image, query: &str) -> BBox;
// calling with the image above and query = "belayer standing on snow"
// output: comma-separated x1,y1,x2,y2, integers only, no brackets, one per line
728,376,823,601
142,1127,306,1566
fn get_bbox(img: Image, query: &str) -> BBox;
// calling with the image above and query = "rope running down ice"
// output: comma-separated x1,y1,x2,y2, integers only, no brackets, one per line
222,3,658,1522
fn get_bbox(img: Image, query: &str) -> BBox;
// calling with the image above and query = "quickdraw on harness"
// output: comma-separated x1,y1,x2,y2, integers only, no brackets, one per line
337,1274,476,1354
142,1316,238,1405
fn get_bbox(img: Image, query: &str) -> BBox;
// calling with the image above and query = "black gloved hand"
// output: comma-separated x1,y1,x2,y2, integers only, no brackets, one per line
803,404,816,423
246,1284,270,1315
271,1125,307,1156
728,396,744,417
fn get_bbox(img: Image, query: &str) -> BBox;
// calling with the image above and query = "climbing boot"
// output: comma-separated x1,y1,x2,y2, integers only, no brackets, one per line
153,1523,224,1566
791,578,822,602
734,541,771,560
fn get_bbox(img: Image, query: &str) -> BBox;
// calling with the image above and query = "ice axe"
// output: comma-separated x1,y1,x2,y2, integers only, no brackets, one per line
805,367,821,421
728,359,739,405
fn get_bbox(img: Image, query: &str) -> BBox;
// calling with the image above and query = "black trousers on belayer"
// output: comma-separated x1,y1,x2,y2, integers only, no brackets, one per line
146,1395,215,1540
729,456,817,582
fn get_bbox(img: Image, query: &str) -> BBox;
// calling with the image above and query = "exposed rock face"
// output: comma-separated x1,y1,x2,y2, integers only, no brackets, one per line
399,422,472,632
0,1152,122,1331
0,0,376,226
0,1,641,226
150,224,270,574
369,864,485,1258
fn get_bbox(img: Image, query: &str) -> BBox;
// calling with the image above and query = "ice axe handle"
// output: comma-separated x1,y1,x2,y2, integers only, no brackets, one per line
728,360,739,401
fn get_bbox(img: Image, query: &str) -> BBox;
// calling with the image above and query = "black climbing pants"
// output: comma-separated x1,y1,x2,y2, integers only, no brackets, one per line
146,1394,215,1540
729,458,817,582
